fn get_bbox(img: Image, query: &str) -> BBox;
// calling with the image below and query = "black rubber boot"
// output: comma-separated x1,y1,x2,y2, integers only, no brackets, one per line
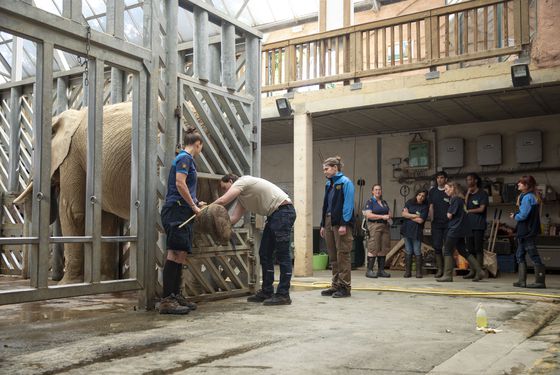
513,262,527,288
436,256,454,282
527,264,546,289
434,254,444,278
466,254,484,282
365,256,377,278
332,287,351,298
462,267,475,279
415,255,423,278
321,286,338,296
403,254,412,278
376,256,391,278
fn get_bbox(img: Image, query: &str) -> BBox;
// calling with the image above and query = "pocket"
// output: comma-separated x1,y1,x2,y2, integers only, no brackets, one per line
167,221,193,252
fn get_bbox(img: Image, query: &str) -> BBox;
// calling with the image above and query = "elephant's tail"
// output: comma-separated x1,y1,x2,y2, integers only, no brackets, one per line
13,181,33,205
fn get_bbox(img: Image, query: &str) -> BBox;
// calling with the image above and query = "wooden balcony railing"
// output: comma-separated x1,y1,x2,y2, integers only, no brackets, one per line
261,0,530,93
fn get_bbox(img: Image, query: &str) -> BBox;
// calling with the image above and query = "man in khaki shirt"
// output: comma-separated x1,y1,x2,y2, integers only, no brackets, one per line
214,174,296,305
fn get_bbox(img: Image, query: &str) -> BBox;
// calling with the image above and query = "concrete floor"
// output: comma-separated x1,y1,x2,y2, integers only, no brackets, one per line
1,269,559,375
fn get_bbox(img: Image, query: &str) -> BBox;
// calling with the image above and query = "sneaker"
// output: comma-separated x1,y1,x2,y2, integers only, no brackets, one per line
175,294,198,311
263,294,292,306
247,289,272,303
159,296,190,315
320,287,338,296
332,289,351,298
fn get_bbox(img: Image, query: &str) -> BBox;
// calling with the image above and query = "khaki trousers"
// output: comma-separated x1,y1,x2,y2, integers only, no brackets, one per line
367,222,391,257
324,215,353,289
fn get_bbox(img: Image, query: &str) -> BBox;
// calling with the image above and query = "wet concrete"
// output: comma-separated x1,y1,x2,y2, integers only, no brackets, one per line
0,269,559,374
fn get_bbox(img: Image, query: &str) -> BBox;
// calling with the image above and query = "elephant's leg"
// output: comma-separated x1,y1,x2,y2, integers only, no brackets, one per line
50,218,65,281
58,159,86,284
100,211,119,280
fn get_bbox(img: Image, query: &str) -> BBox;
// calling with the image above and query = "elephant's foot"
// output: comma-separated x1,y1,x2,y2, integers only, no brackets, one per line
58,274,84,285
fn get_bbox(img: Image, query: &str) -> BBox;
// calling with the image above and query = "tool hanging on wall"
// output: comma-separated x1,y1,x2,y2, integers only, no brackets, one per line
355,178,366,236
400,184,410,206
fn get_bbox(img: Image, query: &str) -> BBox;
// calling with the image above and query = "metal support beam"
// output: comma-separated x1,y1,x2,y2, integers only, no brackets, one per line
56,77,69,115
209,43,221,85
193,7,209,82
244,34,261,176
221,22,236,90
110,68,126,104
63,0,82,21
8,86,22,192
30,41,54,289
106,0,125,39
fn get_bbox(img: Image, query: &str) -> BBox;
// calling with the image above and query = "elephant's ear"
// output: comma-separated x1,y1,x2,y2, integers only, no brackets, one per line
51,109,85,179
13,109,85,205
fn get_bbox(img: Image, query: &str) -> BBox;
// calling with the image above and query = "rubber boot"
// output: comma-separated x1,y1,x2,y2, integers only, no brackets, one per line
513,262,527,288
466,254,484,282
462,267,475,279
377,256,391,278
415,255,423,278
365,256,377,278
527,264,546,289
436,256,454,282
434,254,443,278
403,254,412,278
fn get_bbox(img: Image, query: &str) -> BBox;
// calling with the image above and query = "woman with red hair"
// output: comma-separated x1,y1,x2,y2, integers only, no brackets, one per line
510,175,546,288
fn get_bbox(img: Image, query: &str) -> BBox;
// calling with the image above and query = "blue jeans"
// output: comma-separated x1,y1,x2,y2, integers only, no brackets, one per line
259,204,297,296
403,237,422,256
516,236,543,265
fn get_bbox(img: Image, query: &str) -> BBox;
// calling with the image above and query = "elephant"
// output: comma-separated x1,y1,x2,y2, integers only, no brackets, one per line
15,101,232,284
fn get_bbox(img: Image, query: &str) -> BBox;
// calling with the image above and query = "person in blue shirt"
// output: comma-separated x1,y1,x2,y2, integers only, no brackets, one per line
464,173,489,279
428,171,450,278
363,184,393,278
436,181,484,282
401,189,429,278
510,175,545,289
159,128,204,314
320,156,355,298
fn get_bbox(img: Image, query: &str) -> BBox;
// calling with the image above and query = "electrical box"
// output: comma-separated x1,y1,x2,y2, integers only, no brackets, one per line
438,138,464,168
477,134,502,165
408,142,430,168
516,131,542,163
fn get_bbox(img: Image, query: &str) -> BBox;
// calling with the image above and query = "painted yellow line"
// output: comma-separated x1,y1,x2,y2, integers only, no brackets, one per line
289,281,560,299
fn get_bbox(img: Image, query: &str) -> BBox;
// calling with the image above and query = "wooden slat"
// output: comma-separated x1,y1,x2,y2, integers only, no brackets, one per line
454,12,459,55
374,29,379,68
399,24,403,64
504,1,509,46
335,36,340,74
462,10,468,54
445,15,450,57
493,4,499,48
319,39,325,77
365,30,371,69
390,26,395,66
278,48,283,84
305,43,310,80
484,6,489,50
473,8,479,52
416,21,421,60
382,27,387,67
407,23,412,63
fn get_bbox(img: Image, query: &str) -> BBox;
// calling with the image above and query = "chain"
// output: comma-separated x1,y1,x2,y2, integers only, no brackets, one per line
78,26,92,86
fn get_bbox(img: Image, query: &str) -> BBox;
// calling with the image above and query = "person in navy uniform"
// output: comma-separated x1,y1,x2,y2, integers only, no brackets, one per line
363,184,392,278
159,128,204,314
464,173,489,279
511,175,546,289
428,171,450,278
319,156,355,298
436,181,484,282
401,189,429,278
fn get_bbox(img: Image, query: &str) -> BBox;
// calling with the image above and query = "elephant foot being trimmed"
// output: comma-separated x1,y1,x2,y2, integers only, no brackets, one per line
58,274,84,285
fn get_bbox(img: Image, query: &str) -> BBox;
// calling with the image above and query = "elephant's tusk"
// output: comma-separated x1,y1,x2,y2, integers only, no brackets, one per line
178,204,209,228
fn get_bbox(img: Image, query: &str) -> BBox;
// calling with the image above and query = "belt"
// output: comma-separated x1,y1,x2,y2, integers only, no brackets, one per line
368,219,387,224
277,203,293,211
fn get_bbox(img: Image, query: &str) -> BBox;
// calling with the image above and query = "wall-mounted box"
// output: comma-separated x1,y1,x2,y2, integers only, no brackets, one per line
438,138,464,168
516,131,542,163
477,134,502,166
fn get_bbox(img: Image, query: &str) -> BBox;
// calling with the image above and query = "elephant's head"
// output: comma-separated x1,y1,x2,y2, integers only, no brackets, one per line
13,109,86,209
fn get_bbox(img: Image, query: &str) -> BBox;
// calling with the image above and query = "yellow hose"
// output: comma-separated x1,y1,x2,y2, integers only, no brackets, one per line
290,281,560,300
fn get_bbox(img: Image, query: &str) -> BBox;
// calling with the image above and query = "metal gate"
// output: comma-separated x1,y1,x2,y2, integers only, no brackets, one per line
0,0,261,309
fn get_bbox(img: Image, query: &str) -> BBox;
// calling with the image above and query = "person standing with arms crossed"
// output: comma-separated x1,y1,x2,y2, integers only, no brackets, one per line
159,128,204,315
428,171,450,278
320,156,355,298
214,174,297,305
464,173,489,279
511,175,546,289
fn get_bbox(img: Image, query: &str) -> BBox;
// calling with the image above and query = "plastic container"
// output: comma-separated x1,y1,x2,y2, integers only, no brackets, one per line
476,303,488,329
312,253,329,271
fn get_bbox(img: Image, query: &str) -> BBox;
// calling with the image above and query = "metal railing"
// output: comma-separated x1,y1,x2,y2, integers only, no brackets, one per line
262,0,530,92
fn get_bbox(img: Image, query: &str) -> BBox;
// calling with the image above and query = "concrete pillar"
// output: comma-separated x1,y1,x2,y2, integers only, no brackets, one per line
221,22,236,90
293,111,313,277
